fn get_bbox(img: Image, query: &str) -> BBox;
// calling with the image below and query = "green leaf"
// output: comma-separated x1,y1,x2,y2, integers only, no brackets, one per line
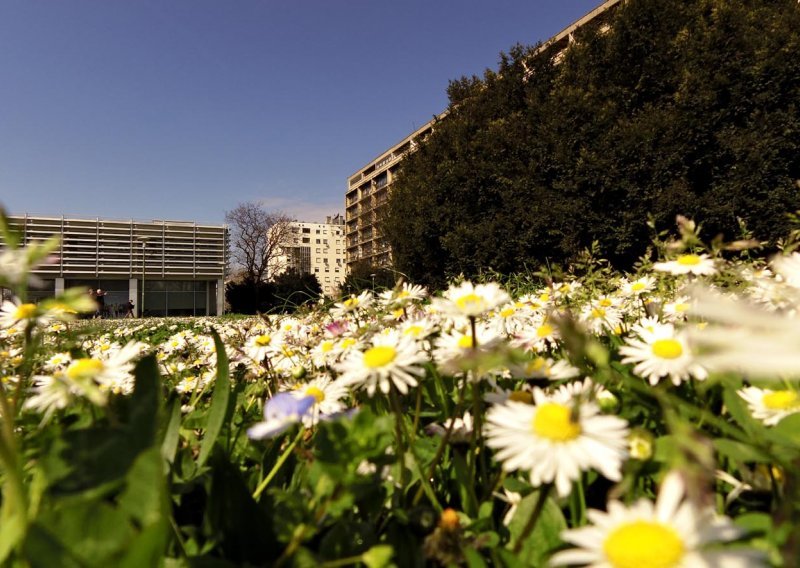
765,413,800,450
118,447,167,526
362,544,394,568
161,397,182,464
506,490,566,566
713,438,772,463
463,548,488,568
197,329,231,467
23,523,84,568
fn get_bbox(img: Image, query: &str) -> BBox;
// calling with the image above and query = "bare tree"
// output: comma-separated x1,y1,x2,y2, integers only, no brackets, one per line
225,202,292,284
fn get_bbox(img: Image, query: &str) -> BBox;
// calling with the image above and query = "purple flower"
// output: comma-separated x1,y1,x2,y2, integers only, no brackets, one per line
247,393,315,440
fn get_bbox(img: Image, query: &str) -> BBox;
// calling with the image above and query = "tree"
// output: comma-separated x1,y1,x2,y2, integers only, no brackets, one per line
225,202,292,285
272,270,322,310
383,0,800,288
340,261,397,295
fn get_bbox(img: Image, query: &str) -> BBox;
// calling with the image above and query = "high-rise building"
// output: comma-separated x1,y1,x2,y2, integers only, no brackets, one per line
273,214,347,296
345,0,621,271
345,122,435,268
0,214,228,316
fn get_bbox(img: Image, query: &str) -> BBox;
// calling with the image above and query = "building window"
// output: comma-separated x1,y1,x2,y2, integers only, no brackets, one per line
316,239,320,244
336,249,340,254
302,228,310,234
315,267,319,273
302,237,310,243
316,248,321,253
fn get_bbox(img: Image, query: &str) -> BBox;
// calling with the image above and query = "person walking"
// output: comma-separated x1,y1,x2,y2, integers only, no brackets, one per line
125,299,135,318
95,288,107,318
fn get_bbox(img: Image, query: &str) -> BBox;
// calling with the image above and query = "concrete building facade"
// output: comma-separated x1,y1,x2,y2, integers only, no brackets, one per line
344,0,621,271
1,214,228,317
345,122,434,268
275,214,347,296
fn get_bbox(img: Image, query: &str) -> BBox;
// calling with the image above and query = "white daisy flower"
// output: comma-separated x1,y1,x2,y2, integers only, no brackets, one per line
331,290,374,318
0,297,51,329
243,330,284,362
662,295,693,322
433,281,510,320
654,253,717,276
619,275,656,297
509,356,579,381
738,386,800,426
552,471,762,567
290,374,349,424
620,322,707,386
337,330,426,396
772,252,800,289
432,324,502,376
484,386,629,497
580,304,623,335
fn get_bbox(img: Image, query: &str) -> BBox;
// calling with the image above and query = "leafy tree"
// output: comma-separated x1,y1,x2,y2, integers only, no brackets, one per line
340,261,396,296
272,270,322,310
225,278,275,314
383,0,800,287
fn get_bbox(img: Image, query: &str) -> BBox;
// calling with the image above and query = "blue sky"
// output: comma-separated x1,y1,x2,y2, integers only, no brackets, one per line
0,0,600,224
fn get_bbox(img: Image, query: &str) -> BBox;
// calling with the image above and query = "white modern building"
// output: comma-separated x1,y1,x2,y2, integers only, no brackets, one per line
1,214,228,317
273,214,346,296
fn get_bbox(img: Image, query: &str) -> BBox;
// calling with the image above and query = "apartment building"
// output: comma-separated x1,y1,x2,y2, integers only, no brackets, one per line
345,0,621,270
274,214,346,296
0,214,228,316
345,121,435,268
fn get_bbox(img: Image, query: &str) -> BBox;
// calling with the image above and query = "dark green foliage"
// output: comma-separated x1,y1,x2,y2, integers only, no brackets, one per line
225,271,322,313
340,261,397,295
383,0,800,287
225,278,275,314
272,269,322,308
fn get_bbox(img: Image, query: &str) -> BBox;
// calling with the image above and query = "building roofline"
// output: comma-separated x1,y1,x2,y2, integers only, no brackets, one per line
7,212,227,229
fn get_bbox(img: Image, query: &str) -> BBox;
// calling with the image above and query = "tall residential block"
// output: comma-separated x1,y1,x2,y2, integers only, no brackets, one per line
274,214,347,296
345,122,434,269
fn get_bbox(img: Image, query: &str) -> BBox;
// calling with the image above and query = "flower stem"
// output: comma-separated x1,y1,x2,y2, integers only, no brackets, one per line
253,427,304,499
512,484,552,554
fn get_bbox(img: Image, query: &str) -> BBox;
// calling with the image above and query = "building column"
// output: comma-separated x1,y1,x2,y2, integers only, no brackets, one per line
216,278,224,316
55,277,65,296
129,278,139,317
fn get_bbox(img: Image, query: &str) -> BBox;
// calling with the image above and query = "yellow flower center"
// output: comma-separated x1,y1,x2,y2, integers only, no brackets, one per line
603,520,685,568
532,403,581,442
306,386,326,403
762,390,800,410
13,303,37,320
599,298,613,307
538,293,550,303
631,282,646,292
66,358,105,381
591,307,607,319
404,325,423,337
255,334,272,346
363,346,397,368
398,290,410,298
677,254,701,266
344,298,358,308
340,338,356,350
455,293,486,313
392,308,404,319
673,302,689,313
536,324,553,338
651,339,683,359
321,340,334,353
525,357,547,374
457,335,475,349
500,307,515,318
509,391,533,404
